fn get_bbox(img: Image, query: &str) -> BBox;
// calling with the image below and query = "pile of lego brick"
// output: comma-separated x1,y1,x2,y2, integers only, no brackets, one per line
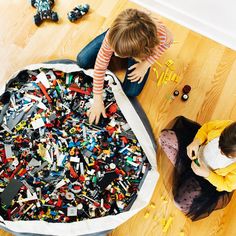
0,68,150,222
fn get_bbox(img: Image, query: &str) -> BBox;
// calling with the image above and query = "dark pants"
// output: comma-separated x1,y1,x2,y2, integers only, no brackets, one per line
76,31,150,97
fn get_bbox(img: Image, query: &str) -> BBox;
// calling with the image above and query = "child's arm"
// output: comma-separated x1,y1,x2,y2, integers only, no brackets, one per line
187,138,201,160
87,94,107,124
195,120,233,145
146,22,173,65
205,168,236,192
191,152,236,192
89,32,114,124
128,22,173,83
93,33,114,95
187,120,232,159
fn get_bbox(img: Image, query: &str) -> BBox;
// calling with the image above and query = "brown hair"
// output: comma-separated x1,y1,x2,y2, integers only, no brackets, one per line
108,8,159,59
219,122,236,157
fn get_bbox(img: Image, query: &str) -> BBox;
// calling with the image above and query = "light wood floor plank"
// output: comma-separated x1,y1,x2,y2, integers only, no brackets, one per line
0,1,236,236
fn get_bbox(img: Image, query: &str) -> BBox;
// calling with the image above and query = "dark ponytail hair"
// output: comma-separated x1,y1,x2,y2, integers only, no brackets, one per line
219,122,236,157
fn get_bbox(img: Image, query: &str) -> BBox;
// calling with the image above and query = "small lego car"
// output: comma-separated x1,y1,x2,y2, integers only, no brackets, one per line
67,4,89,22
31,0,59,26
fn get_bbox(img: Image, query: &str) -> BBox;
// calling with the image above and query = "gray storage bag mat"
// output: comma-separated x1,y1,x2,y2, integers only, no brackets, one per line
0,61,158,236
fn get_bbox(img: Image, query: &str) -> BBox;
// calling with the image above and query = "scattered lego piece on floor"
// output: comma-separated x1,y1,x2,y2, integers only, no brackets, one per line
165,59,175,70
155,59,180,86
180,230,185,236
150,202,156,209
181,94,189,101
68,4,90,22
153,215,158,221
173,90,179,96
182,85,191,94
31,0,59,26
162,216,173,232
144,211,150,219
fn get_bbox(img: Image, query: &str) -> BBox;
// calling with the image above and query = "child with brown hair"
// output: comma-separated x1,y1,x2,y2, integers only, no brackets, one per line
76,8,173,124
159,117,236,221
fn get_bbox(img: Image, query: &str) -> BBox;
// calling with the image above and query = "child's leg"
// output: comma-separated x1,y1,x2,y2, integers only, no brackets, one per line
76,31,108,69
174,177,201,215
159,130,178,165
122,58,150,97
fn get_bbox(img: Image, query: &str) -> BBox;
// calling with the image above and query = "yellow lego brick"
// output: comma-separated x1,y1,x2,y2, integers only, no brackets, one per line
165,59,174,67
157,71,165,86
160,218,166,227
180,230,185,236
162,216,173,233
155,61,163,67
170,73,177,81
166,71,173,82
150,202,156,209
174,75,180,83
144,211,150,219
153,67,159,79
153,215,158,221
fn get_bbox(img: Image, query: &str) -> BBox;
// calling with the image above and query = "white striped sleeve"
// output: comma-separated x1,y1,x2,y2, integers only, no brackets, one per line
146,23,173,65
93,33,114,95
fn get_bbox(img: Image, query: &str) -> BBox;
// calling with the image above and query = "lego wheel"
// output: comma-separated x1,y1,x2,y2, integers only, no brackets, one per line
31,0,36,7
52,12,59,22
49,0,55,6
34,14,42,26
67,13,76,22
83,4,90,13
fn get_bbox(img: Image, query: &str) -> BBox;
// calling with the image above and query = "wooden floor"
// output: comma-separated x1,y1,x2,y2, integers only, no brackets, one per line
1,0,236,235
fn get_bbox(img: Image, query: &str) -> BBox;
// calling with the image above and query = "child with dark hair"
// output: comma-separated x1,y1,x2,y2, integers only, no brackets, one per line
76,8,173,124
159,117,236,221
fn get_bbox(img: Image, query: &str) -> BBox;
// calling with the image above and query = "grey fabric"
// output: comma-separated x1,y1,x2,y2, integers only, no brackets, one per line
44,59,78,64
128,97,157,151
0,60,156,236
0,226,111,236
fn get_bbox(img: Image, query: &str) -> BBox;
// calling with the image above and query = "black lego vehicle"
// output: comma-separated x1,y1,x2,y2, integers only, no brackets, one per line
31,0,59,26
67,4,90,22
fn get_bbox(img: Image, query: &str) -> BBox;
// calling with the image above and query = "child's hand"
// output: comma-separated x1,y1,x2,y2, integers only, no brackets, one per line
87,95,107,124
187,139,201,160
191,158,210,178
127,61,151,84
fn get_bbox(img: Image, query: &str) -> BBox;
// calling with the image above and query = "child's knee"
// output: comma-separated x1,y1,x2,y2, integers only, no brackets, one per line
76,53,89,69
124,89,141,97
159,130,178,148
